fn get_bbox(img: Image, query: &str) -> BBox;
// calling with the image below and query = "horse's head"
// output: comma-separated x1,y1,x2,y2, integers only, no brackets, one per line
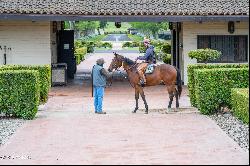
108,52,124,72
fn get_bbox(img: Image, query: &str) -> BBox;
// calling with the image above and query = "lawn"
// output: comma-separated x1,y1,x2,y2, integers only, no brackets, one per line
127,34,144,42
94,47,112,51
122,47,140,51
83,34,107,42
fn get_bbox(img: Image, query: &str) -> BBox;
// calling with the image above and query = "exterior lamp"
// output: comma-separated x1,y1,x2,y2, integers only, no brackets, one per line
115,22,121,28
228,21,235,34
53,21,57,33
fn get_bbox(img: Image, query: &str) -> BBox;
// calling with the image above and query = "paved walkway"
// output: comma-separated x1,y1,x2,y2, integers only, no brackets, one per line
0,53,249,165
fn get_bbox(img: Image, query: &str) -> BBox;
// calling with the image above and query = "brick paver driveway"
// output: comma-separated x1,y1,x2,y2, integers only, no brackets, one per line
0,53,248,165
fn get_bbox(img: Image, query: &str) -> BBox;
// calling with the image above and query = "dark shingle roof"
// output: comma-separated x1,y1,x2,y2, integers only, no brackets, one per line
0,0,249,16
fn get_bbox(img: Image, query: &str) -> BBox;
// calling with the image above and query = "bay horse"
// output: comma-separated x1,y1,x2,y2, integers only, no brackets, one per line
108,53,182,114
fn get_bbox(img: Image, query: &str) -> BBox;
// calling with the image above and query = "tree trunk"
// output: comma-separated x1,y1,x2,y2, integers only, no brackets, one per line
97,28,101,35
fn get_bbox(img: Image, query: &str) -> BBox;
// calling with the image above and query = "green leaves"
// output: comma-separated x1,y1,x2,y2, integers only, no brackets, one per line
231,88,249,124
130,22,169,38
75,47,87,64
193,68,249,115
188,49,222,63
0,65,51,104
187,64,249,107
0,70,40,120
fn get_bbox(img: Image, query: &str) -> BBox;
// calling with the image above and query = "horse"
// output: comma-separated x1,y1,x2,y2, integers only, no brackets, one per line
108,52,182,114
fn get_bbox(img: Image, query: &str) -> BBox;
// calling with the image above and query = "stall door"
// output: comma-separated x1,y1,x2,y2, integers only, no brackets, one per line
58,30,76,78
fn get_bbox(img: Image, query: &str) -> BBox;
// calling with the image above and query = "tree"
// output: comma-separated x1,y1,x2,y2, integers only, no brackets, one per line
64,21,100,38
130,22,169,39
97,21,107,35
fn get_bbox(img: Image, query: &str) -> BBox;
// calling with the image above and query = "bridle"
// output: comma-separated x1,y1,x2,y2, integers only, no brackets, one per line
109,56,136,88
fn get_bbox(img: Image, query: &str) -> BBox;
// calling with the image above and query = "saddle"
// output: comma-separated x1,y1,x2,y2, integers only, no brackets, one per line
145,64,156,74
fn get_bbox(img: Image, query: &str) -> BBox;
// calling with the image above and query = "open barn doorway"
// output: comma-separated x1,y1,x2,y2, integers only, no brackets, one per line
56,21,182,83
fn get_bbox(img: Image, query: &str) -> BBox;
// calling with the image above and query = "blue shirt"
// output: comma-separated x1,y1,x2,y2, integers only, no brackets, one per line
138,45,155,63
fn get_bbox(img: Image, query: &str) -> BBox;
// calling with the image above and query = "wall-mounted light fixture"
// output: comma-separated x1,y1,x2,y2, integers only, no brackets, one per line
53,21,57,33
115,22,121,28
228,21,235,34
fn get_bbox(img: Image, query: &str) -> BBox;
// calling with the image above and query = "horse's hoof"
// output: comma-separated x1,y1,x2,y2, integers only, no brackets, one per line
166,108,171,113
144,111,148,114
132,111,136,113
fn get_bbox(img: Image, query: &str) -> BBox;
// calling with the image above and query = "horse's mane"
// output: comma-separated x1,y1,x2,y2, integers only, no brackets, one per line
124,57,135,65
116,54,135,66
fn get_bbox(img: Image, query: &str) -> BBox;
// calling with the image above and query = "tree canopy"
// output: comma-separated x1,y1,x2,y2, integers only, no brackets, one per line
129,22,169,38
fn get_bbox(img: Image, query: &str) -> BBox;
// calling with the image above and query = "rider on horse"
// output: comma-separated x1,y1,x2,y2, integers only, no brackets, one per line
135,38,156,87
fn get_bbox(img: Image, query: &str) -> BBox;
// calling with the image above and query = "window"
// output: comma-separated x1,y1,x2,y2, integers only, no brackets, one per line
197,35,248,63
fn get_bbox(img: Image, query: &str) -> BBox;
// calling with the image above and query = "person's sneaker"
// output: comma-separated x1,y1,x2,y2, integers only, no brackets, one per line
96,112,106,114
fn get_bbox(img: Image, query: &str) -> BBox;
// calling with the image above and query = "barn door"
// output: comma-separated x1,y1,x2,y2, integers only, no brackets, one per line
57,30,76,79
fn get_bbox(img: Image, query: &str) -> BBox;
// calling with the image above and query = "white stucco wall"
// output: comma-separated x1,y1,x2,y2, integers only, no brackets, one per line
182,21,249,85
0,21,51,65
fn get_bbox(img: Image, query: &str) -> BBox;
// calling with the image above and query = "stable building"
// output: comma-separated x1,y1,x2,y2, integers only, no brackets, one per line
0,0,249,84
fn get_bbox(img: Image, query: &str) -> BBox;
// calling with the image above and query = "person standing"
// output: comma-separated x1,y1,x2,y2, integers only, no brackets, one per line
92,58,112,114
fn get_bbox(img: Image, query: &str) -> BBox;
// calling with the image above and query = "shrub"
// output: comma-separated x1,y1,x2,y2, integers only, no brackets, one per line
0,70,40,120
75,47,87,61
139,42,146,53
74,41,94,53
0,65,51,104
74,40,84,49
75,54,81,65
122,42,132,48
161,44,171,54
231,88,249,124
188,48,222,63
194,68,249,114
101,42,112,49
187,64,249,107
131,41,140,47
162,54,171,64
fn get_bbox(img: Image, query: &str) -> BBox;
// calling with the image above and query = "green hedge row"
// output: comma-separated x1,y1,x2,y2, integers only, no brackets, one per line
231,88,249,124
0,70,40,120
187,64,249,107
75,47,87,65
194,68,249,114
0,65,51,103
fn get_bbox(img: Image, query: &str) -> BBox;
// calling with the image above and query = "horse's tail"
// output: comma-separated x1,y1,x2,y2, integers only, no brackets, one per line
175,67,182,98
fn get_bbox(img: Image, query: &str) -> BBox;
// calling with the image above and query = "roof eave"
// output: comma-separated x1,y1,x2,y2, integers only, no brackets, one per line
0,14,249,22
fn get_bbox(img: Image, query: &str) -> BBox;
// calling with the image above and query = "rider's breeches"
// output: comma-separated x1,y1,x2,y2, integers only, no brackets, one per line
137,63,148,83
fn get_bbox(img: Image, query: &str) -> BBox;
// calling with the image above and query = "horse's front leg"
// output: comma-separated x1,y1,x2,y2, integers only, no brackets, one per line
133,87,139,113
139,87,148,114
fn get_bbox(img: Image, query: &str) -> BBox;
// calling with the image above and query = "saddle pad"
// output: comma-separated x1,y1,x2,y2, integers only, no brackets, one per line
145,64,156,74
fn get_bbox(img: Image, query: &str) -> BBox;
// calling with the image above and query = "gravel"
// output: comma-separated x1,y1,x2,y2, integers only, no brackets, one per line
209,112,249,151
0,117,26,146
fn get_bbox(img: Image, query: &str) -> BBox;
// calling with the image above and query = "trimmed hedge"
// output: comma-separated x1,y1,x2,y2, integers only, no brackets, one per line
231,88,249,124
0,70,40,120
122,41,140,48
188,48,221,63
187,64,249,107
194,68,249,114
75,47,87,65
0,65,51,103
